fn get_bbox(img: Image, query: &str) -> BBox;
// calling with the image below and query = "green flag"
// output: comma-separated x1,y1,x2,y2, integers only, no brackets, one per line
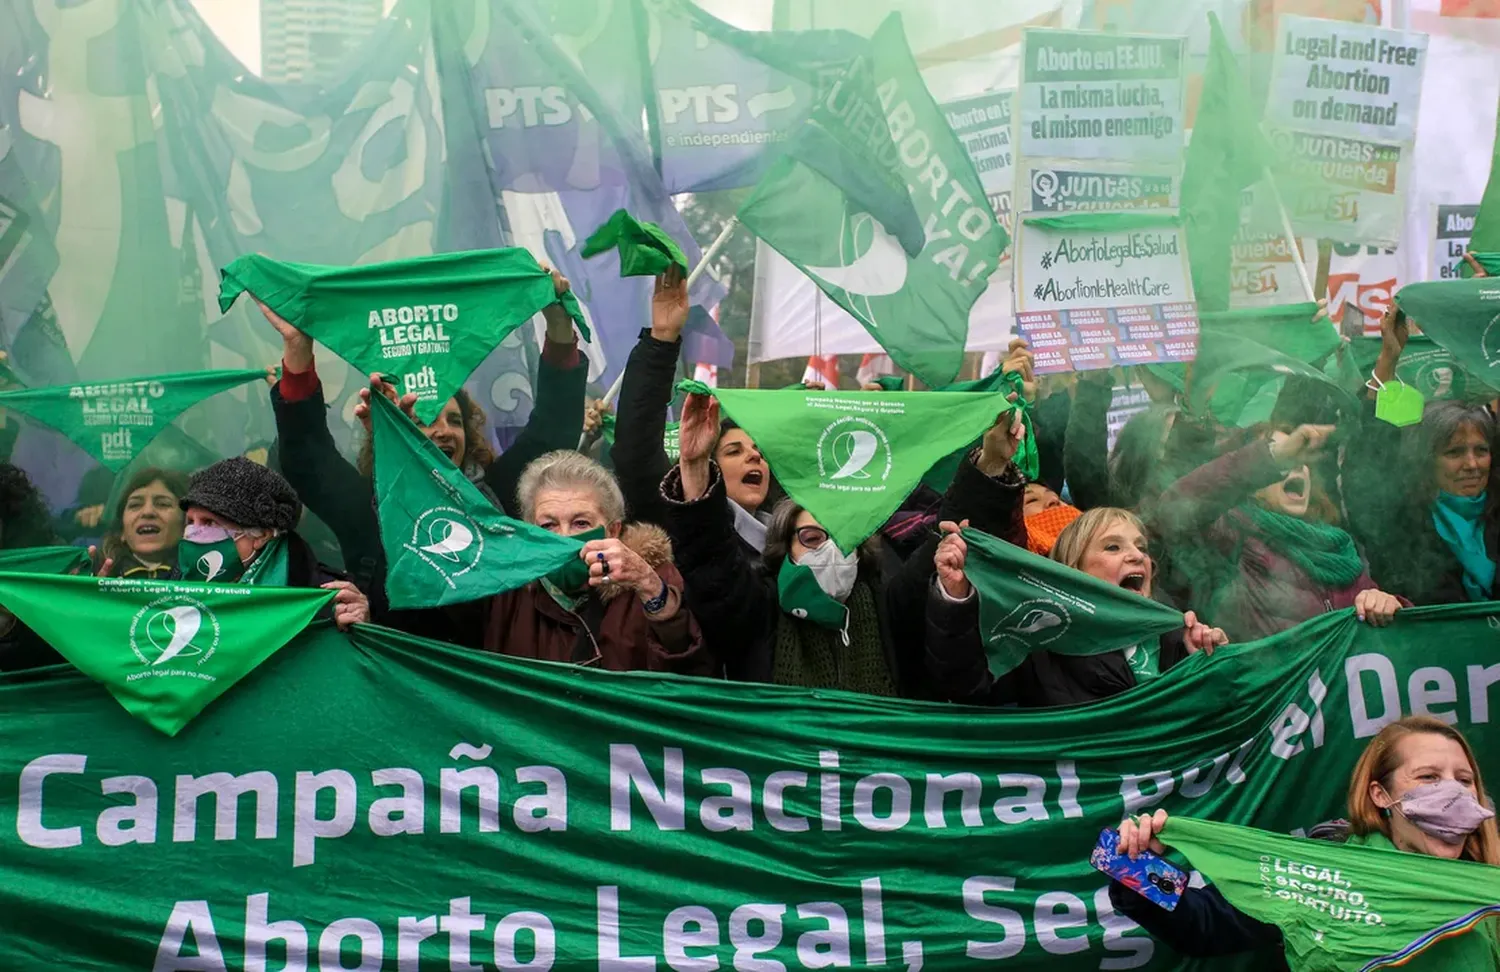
679,380,1011,552
737,13,1007,388
961,527,1185,678
0,369,266,471
1467,100,1500,277
1166,816,1500,971
1395,279,1500,380
1182,13,1272,314
581,209,689,277
0,572,332,735
0,546,92,575
218,249,590,424
371,392,584,609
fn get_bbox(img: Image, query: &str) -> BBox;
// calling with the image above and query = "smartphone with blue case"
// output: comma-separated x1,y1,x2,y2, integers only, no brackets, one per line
1089,827,1188,911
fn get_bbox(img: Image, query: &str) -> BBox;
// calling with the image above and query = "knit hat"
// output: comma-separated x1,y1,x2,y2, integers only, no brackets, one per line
179,457,301,533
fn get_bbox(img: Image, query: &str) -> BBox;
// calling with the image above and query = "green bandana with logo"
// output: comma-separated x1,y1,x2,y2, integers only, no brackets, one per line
0,572,332,735
678,380,1012,553
0,369,267,471
961,527,1185,677
0,546,92,575
178,534,288,586
1123,642,1161,681
218,249,590,424
370,393,584,609
1395,278,1500,385
580,209,689,277
776,557,849,634
1166,816,1500,972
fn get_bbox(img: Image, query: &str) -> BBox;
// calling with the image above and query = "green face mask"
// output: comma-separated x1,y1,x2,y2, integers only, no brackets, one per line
542,526,607,595
178,528,245,583
776,557,849,638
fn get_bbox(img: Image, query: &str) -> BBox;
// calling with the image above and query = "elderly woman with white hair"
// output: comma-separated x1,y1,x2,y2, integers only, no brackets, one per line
462,450,710,673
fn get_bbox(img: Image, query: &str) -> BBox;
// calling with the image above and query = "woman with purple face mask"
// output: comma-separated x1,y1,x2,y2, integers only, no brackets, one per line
1109,716,1500,969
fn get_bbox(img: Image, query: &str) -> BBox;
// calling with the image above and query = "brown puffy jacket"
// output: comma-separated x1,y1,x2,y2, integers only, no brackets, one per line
479,523,712,675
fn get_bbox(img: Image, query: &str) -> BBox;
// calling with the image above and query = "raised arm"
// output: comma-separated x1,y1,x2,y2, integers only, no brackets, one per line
613,267,688,526
483,267,588,516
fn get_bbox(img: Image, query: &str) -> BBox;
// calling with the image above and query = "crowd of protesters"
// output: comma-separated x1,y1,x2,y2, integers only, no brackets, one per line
0,263,1497,963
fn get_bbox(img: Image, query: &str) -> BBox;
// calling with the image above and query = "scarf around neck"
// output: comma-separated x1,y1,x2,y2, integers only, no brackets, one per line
1240,503,1366,589
731,499,768,553
1432,490,1495,602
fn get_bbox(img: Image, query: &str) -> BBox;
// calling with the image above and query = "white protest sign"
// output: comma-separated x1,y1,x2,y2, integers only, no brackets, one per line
1019,29,1187,166
1013,216,1199,373
1267,16,1429,143
1432,204,1480,280
942,91,1015,239
1262,17,1429,247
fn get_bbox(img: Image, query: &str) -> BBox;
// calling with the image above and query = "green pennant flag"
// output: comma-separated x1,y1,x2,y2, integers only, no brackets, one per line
581,209,689,277
1165,816,1500,971
1396,278,1500,380
1466,99,1500,277
370,392,584,609
1182,13,1272,314
218,249,590,424
961,527,1185,678
0,546,92,575
679,380,1011,552
737,13,1007,388
0,369,266,471
0,572,332,735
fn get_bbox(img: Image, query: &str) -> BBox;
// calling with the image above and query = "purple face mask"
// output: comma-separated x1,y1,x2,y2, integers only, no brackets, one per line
1395,779,1495,843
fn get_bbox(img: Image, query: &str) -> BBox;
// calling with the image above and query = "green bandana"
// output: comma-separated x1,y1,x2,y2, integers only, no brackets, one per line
1123,642,1162,681
0,572,332,735
678,380,1013,553
961,527,1184,677
921,369,1040,492
1460,253,1500,278
1166,816,1500,972
1395,279,1500,381
1240,504,1366,589
371,392,585,609
0,369,267,471
580,209,689,277
539,526,607,613
218,249,590,424
776,557,849,634
0,546,92,575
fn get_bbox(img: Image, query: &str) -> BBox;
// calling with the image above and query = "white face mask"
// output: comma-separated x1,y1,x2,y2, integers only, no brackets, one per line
797,541,859,602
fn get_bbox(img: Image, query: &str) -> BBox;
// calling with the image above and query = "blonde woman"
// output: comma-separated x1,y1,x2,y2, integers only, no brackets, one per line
1113,716,1500,968
926,507,1227,707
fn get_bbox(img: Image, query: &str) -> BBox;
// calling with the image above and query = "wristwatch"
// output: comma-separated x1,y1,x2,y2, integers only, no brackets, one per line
641,579,670,615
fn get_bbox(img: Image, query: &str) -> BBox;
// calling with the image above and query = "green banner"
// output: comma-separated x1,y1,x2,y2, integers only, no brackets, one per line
218,250,589,425
1167,816,1500,971
371,392,583,609
5,604,1500,968
679,381,1011,552
0,369,267,471
0,573,332,736
0,545,92,576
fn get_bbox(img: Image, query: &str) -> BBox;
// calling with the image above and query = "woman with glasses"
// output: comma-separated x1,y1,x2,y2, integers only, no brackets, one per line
660,392,909,695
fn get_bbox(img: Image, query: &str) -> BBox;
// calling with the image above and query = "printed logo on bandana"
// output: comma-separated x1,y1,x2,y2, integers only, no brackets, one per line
987,598,1071,652
367,304,456,363
405,507,484,584
196,550,227,582
127,596,221,683
816,416,893,492
1479,305,1500,369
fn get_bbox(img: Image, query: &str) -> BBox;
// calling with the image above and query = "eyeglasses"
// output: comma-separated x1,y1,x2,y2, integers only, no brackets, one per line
795,526,830,549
